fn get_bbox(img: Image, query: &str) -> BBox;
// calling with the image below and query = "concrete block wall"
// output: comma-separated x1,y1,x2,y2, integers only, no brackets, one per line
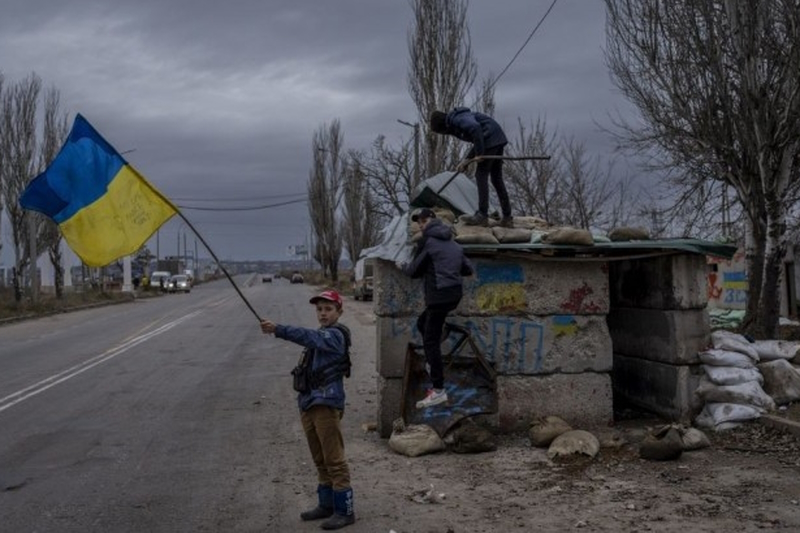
607,253,711,422
374,257,614,437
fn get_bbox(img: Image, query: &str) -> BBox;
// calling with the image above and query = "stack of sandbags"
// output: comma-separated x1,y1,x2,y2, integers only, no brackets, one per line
754,340,800,405
694,330,774,431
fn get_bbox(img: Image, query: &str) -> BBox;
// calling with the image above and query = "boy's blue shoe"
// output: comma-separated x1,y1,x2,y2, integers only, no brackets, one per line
321,488,355,529
300,484,333,521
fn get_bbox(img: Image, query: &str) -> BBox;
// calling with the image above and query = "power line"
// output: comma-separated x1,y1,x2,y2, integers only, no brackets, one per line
170,191,306,202
484,0,559,96
176,197,308,212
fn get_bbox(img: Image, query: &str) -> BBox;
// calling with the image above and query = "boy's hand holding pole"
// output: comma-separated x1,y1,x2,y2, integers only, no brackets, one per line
261,320,277,335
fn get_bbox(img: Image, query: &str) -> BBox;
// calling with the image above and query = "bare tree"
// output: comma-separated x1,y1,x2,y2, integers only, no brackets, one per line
407,0,477,177
505,117,564,221
340,155,381,266
353,137,416,218
1,74,41,301
38,86,69,298
604,0,800,338
560,136,617,230
0,72,4,271
307,120,344,282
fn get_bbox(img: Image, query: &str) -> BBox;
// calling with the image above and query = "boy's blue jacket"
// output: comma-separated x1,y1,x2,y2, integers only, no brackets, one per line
275,324,347,411
444,107,508,158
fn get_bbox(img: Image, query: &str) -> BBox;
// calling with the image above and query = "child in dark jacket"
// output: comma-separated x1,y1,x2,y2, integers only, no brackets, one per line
430,107,513,227
260,289,355,530
399,208,474,408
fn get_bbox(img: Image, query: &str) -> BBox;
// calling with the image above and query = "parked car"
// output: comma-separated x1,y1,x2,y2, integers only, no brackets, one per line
168,274,191,293
352,258,374,301
291,272,304,284
262,273,273,283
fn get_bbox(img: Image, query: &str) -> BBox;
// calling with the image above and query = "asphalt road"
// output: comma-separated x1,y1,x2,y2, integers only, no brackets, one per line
0,276,357,532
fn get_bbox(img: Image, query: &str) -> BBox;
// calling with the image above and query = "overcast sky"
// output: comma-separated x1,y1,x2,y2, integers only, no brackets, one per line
0,0,634,266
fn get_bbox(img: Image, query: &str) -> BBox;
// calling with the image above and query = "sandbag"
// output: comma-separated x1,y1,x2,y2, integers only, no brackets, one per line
528,415,573,448
695,379,775,412
547,430,600,459
711,330,759,361
752,340,800,361
608,227,650,241
530,230,548,243
648,424,709,451
702,364,763,386
679,427,711,451
443,418,497,454
388,421,446,457
507,215,550,230
758,359,800,405
694,402,763,431
541,227,594,246
639,427,683,461
492,226,533,243
698,349,757,369
453,225,499,245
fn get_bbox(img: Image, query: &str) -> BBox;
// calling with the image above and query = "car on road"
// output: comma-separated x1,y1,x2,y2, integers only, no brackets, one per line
262,274,273,283
149,271,172,292
168,274,191,293
290,272,304,284
352,258,374,301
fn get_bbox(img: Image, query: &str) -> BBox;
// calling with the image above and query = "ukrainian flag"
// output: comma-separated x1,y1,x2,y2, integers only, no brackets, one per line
20,114,178,267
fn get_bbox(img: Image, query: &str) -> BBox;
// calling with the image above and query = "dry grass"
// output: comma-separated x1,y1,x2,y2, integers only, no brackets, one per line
0,287,138,322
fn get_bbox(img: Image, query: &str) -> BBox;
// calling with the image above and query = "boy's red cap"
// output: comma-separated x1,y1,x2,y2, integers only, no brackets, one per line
309,290,343,308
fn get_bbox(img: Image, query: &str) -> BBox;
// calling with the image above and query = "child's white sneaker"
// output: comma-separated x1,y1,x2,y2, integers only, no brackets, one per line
416,388,448,409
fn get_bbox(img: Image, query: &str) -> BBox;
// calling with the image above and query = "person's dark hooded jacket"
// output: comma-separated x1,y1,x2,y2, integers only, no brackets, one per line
443,107,508,158
403,218,474,305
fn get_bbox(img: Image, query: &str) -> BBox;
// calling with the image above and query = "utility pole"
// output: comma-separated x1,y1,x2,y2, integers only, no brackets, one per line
398,119,420,185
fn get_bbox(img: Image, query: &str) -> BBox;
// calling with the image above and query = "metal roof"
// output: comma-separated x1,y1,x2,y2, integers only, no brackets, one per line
461,239,738,261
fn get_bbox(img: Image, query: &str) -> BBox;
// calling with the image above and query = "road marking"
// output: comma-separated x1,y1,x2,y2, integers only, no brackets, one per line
0,310,203,414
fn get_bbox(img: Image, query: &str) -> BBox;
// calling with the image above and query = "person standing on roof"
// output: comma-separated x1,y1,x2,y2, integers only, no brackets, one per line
430,107,513,227
398,208,474,409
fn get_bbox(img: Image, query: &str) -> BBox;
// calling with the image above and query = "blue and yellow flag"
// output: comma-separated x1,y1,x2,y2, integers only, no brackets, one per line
19,114,178,267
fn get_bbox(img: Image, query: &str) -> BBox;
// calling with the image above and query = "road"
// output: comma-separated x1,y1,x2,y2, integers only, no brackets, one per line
3,276,800,532
0,276,375,532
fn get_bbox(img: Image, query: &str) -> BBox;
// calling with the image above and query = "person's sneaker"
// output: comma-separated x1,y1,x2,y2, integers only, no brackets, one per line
499,216,514,228
416,388,448,409
462,212,489,226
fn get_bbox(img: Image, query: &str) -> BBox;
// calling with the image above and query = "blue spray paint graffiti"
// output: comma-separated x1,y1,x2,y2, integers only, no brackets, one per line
440,317,545,374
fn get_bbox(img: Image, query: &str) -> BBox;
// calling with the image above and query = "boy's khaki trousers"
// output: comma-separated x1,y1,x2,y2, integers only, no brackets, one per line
300,405,351,490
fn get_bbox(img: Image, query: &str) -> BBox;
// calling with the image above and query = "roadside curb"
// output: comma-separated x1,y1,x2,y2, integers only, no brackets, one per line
758,414,800,439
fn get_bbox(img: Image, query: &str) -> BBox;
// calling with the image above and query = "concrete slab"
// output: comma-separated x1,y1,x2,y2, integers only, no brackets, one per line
496,373,613,433
376,314,612,378
612,353,704,423
609,254,708,310
374,257,609,317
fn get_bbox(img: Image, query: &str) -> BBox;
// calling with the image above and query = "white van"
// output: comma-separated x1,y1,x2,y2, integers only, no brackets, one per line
149,271,172,291
352,258,374,301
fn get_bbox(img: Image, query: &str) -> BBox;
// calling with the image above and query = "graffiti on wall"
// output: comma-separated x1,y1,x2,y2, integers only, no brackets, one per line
474,263,526,313
707,250,747,309
392,314,581,374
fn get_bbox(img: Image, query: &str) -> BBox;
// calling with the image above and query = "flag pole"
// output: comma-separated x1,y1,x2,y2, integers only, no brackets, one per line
176,211,263,322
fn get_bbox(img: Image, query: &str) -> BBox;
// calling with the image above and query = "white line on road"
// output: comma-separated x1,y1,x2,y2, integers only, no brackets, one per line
0,310,203,414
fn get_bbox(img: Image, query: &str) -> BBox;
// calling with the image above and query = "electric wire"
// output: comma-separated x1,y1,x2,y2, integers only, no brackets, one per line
483,0,559,97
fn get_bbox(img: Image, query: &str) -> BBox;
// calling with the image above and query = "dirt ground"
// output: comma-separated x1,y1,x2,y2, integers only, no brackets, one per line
341,302,800,533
